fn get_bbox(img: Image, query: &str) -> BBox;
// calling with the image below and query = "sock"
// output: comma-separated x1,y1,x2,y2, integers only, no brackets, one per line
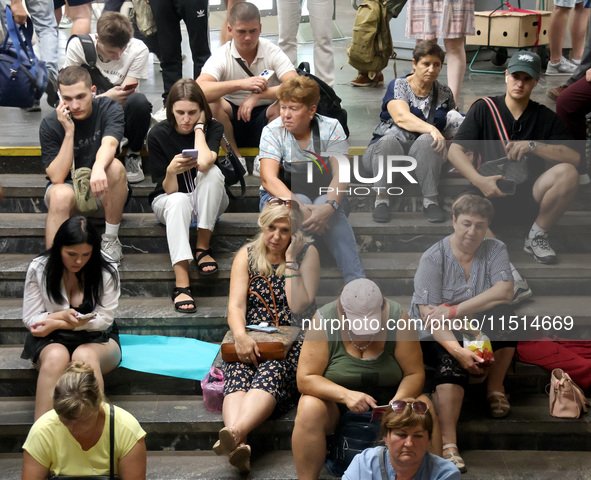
375,198,389,207
104,222,120,237
510,262,523,282
423,198,437,209
528,222,545,240
572,58,581,66
129,150,140,156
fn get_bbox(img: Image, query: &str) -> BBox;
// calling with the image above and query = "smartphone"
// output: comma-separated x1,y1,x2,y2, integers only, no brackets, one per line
246,324,279,333
122,82,138,91
76,312,97,321
182,149,199,159
259,69,275,80
370,405,389,422
57,91,73,120
497,179,516,195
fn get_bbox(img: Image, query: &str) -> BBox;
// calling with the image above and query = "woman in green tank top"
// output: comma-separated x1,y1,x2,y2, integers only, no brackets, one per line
292,278,441,480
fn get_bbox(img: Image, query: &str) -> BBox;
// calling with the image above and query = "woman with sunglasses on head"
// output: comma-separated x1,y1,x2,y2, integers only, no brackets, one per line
214,198,320,473
343,399,460,480
22,216,121,421
410,194,516,473
22,361,147,479
292,278,441,480
148,79,229,313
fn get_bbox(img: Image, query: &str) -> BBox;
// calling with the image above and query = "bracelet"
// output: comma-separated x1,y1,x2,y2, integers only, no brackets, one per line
284,274,302,278
442,303,458,319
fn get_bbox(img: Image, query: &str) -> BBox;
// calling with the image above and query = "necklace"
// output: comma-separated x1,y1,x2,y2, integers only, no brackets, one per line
347,329,377,351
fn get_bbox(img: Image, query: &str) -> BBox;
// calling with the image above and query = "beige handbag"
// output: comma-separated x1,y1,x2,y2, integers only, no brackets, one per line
547,368,590,418
71,161,99,215
130,0,157,36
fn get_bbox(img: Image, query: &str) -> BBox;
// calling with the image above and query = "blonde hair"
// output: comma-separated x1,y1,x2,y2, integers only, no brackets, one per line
53,361,106,421
245,201,309,277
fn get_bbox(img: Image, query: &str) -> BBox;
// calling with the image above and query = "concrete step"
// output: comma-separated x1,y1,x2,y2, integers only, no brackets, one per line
1,394,590,455
3,250,591,299
2,449,591,479
2,173,591,214
2,211,591,256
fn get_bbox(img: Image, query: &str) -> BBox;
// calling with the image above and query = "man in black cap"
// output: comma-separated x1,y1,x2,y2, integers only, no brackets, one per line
447,52,580,298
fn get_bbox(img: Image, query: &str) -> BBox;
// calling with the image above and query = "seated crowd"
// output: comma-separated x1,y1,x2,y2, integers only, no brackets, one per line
13,0,591,478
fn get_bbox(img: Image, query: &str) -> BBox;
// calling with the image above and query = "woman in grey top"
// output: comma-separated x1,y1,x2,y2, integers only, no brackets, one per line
410,194,516,473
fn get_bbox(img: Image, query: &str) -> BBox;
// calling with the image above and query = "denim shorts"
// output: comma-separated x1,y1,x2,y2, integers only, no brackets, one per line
553,0,583,7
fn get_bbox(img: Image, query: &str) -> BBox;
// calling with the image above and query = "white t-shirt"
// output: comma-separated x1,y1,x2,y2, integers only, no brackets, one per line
201,37,295,107
65,36,150,86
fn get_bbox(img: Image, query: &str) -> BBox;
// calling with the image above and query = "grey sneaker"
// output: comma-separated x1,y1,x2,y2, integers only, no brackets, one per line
524,232,557,264
545,57,577,75
124,152,145,183
239,157,249,176
252,155,261,177
512,279,533,304
101,234,123,263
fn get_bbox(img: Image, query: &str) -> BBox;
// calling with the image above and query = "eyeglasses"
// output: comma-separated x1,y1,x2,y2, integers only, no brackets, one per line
390,401,429,414
267,197,293,209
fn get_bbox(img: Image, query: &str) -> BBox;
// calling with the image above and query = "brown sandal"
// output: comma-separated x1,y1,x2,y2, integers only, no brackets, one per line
213,426,240,456
487,391,511,418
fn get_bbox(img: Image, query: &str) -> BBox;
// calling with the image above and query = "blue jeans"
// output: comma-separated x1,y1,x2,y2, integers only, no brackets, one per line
259,191,365,283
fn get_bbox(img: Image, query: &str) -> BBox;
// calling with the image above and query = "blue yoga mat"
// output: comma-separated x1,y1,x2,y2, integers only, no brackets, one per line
119,334,220,381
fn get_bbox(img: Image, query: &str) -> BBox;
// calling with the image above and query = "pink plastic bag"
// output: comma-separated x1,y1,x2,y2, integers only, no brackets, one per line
201,366,224,412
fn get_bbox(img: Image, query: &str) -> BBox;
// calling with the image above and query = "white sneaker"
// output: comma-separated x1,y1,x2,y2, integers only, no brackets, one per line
59,16,72,29
101,234,123,264
239,157,249,176
524,232,557,264
545,57,577,75
512,279,533,304
579,173,590,185
252,155,261,177
124,152,145,183
151,107,167,124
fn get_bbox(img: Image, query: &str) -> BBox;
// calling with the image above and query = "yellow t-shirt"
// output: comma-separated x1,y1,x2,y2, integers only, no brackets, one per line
23,404,146,476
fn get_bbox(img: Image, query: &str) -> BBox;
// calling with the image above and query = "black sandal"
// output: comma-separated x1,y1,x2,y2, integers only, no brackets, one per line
172,286,196,313
195,248,218,275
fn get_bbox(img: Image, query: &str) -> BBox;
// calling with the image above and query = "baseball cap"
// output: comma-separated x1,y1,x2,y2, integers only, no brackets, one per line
507,51,541,79
339,279,383,335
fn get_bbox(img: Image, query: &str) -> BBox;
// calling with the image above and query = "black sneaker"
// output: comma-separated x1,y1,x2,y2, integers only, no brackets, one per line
23,99,41,112
372,203,390,223
45,71,58,108
424,204,446,223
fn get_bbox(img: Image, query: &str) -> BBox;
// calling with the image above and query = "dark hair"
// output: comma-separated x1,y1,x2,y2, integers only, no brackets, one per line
97,12,133,48
277,76,320,108
229,1,260,26
42,216,118,308
412,40,445,64
379,401,434,440
165,79,212,127
452,194,494,224
58,66,92,89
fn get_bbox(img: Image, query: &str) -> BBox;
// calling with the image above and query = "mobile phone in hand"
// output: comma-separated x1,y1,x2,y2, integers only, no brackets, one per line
246,324,279,333
259,69,274,80
76,312,97,321
182,149,199,159
122,82,138,91
496,179,516,195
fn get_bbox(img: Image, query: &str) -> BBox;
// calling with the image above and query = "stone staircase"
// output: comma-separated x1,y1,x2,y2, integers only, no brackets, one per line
1,152,591,479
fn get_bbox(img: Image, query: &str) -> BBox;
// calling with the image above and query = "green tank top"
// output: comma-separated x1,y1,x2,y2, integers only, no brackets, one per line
318,299,404,406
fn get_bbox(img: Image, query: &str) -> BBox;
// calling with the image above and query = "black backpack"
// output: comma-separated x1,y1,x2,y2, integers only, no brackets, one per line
296,62,349,138
66,34,115,94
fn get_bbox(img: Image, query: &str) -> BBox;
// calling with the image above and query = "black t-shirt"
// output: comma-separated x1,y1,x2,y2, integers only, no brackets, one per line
453,95,573,178
39,97,125,177
147,119,224,204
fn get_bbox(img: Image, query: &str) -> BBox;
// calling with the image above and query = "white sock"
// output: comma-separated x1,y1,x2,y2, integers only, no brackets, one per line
510,262,523,282
423,198,437,209
528,222,545,240
375,198,389,207
129,150,140,156
104,222,120,237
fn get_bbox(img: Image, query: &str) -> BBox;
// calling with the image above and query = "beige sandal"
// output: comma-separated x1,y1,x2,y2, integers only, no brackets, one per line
487,391,511,418
212,426,241,456
229,443,251,473
442,442,467,473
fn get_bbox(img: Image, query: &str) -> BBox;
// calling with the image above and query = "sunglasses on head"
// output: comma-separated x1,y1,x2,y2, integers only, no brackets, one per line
390,400,429,414
267,197,293,209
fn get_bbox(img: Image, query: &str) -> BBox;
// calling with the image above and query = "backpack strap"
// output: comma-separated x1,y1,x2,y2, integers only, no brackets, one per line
66,34,115,94
109,404,115,480
426,80,439,125
378,446,389,480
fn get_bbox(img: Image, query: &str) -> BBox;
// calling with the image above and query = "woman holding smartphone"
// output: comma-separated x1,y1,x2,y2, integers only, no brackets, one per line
148,79,228,313
22,216,121,421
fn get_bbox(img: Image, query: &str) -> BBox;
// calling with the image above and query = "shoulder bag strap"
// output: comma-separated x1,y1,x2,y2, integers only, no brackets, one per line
378,446,389,480
109,404,115,480
247,274,279,327
426,81,439,125
5,7,35,75
481,97,511,155
221,133,246,200
311,116,322,155
234,57,254,77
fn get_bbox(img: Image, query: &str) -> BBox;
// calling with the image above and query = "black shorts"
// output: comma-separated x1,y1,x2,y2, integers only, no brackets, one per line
54,0,93,8
21,322,121,364
229,102,270,148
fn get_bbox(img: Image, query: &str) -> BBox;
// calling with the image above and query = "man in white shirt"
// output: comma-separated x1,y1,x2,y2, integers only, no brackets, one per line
197,1,297,164
64,12,152,184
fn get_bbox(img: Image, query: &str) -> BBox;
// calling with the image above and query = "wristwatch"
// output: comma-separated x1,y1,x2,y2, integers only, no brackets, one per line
528,140,536,151
194,123,205,132
326,199,339,211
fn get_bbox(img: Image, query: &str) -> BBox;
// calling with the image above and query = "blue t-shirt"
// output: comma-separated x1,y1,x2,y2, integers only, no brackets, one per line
343,446,461,480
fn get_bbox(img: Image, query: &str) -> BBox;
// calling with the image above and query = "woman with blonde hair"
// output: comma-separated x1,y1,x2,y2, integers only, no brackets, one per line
213,198,320,473
22,361,147,479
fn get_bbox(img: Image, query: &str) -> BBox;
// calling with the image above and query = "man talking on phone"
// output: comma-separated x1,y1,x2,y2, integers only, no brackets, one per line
63,11,152,184
40,66,128,263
